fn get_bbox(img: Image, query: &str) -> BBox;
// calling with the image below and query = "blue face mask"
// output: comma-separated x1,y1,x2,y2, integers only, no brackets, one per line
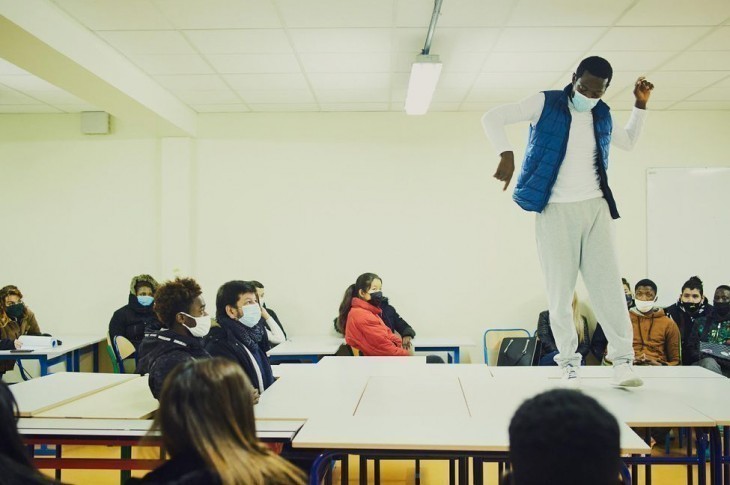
137,295,154,307
571,89,600,112
239,304,262,328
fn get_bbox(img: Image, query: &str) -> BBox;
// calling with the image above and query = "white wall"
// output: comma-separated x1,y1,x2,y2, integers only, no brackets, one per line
2,109,729,362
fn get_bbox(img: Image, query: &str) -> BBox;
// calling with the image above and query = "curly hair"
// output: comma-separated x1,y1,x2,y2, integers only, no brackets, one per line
153,278,202,328
0,285,22,313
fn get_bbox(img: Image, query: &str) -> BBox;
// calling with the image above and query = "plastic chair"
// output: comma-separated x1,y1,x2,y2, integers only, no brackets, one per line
105,333,120,373
483,328,531,366
112,335,137,373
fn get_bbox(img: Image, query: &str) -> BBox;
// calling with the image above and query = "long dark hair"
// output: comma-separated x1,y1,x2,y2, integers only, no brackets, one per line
336,273,381,333
0,381,35,468
154,358,305,485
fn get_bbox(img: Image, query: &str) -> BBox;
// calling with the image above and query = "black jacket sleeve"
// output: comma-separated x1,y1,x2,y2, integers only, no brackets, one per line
148,351,191,399
577,318,591,359
390,307,415,339
108,308,126,341
535,311,557,354
591,323,608,362
0,339,15,350
685,318,703,365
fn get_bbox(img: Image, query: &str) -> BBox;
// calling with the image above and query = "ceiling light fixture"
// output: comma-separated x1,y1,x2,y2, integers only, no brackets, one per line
404,0,444,115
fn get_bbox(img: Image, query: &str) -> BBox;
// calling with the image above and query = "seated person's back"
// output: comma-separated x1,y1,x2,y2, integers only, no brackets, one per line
128,358,304,485
137,277,211,399
504,389,621,485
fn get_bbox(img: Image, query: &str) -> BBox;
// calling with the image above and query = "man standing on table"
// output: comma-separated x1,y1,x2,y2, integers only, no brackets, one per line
482,56,654,387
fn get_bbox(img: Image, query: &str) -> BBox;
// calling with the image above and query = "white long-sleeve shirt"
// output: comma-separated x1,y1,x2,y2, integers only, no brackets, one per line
265,316,286,346
481,93,647,204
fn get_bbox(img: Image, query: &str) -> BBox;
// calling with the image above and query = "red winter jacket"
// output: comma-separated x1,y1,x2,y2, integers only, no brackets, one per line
345,298,410,356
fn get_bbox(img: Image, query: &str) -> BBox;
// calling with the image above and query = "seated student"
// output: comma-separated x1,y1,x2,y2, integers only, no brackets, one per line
250,280,287,348
137,277,211,399
128,358,305,485
503,389,621,485
108,274,161,350
536,294,591,366
630,279,680,366
0,381,56,484
0,285,42,377
686,284,730,376
664,276,713,365
205,280,275,397
334,274,417,348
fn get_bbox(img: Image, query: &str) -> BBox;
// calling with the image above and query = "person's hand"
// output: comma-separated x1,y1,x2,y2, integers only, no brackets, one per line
260,302,270,320
251,388,260,404
13,340,22,350
493,151,515,191
633,76,654,109
402,336,412,350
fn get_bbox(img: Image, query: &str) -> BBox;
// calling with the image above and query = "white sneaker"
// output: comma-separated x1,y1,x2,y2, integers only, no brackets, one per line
560,365,580,388
612,362,643,387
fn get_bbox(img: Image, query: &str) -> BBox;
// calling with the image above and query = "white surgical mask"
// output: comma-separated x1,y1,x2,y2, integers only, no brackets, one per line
571,90,600,112
635,299,655,313
239,304,262,328
182,313,212,337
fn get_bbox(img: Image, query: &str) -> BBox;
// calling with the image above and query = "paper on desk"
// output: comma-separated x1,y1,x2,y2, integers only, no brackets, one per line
18,335,57,350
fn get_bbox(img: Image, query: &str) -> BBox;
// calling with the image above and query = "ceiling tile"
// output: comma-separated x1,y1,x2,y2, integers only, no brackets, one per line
173,90,241,104
152,0,282,29
97,31,196,56
391,52,489,74
690,26,730,50
431,89,469,103
609,85,707,103
494,27,606,52
473,71,564,89
0,75,62,91
23,90,89,104
0,59,29,76
591,27,711,52
191,104,251,113
183,30,294,54
392,28,502,54
458,102,499,112
507,0,633,26
53,104,102,113
248,103,320,112
315,89,390,103
299,53,392,73
589,51,676,72
617,0,730,26
642,71,728,88
224,73,310,91
670,100,730,110
154,75,229,91
52,0,173,30
465,87,545,103
429,102,462,111
238,90,316,104
275,0,394,28
0,89,47,105
205,54,301,74
662,51,730,71
129,54,214,75
308,73,391,90
320,103,389,111
288,29,392,53
686,87,730,101
482,52,581,72
396,0,515,28
712,75,730,88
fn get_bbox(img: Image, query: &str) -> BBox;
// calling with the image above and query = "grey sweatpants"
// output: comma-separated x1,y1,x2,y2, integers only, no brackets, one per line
536,197,634,368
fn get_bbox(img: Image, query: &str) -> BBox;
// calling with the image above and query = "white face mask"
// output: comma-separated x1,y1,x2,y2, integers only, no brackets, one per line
239,303,262,328
181,313,212,337
571,89,600,112
635,299,655,313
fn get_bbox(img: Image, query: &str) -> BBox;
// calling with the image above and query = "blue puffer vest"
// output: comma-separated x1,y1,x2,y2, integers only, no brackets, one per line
513,84,620,219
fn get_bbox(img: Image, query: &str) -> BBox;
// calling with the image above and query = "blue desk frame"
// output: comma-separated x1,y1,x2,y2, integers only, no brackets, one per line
412,344,461,363
0,342,100,377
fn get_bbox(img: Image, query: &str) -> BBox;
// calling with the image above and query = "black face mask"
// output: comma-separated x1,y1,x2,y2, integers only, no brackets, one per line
714,301,730,316
681,301,699,314
5,303,25,320
368,291,384,307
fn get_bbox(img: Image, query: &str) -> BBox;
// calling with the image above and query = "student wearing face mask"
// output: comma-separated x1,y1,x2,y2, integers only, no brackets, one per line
108,275,161,350
250,280,287,349
137,277,211,399
622,278,634,309
664,276,714,365
0,285,42,377
630,279,680,366
686,285,730,376
205,280,274,397
337,273,411,357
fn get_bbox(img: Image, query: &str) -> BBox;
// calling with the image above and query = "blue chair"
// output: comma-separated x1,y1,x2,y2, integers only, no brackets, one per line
483,328,531,365
111,335,137,374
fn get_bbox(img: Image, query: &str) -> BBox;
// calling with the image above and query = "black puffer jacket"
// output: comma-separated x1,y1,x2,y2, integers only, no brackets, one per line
536,310,591,360
665,298,714,365
137,329,210,399
109,294,161,350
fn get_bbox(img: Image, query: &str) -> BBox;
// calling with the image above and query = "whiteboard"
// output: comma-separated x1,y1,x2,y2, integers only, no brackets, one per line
647,168,730,306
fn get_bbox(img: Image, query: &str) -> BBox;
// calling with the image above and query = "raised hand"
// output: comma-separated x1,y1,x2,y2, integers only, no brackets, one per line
633,76,654,109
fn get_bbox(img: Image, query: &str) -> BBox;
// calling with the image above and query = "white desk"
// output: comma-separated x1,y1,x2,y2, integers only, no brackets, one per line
11,372,137,417
489,364,727,379
411,337,476,363
267,336,345,363
37,376,158,419
0,334,105,376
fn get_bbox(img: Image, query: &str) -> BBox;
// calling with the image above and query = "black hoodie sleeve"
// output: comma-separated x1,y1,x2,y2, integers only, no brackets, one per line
108,308,126,341
384,303,416,339
591,323,608,362
0,339,15,350
535,311,557,354
148,351,192,399
685,318,703,365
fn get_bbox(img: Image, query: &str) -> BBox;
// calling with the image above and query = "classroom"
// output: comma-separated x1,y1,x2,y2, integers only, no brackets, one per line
1,1,730,484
